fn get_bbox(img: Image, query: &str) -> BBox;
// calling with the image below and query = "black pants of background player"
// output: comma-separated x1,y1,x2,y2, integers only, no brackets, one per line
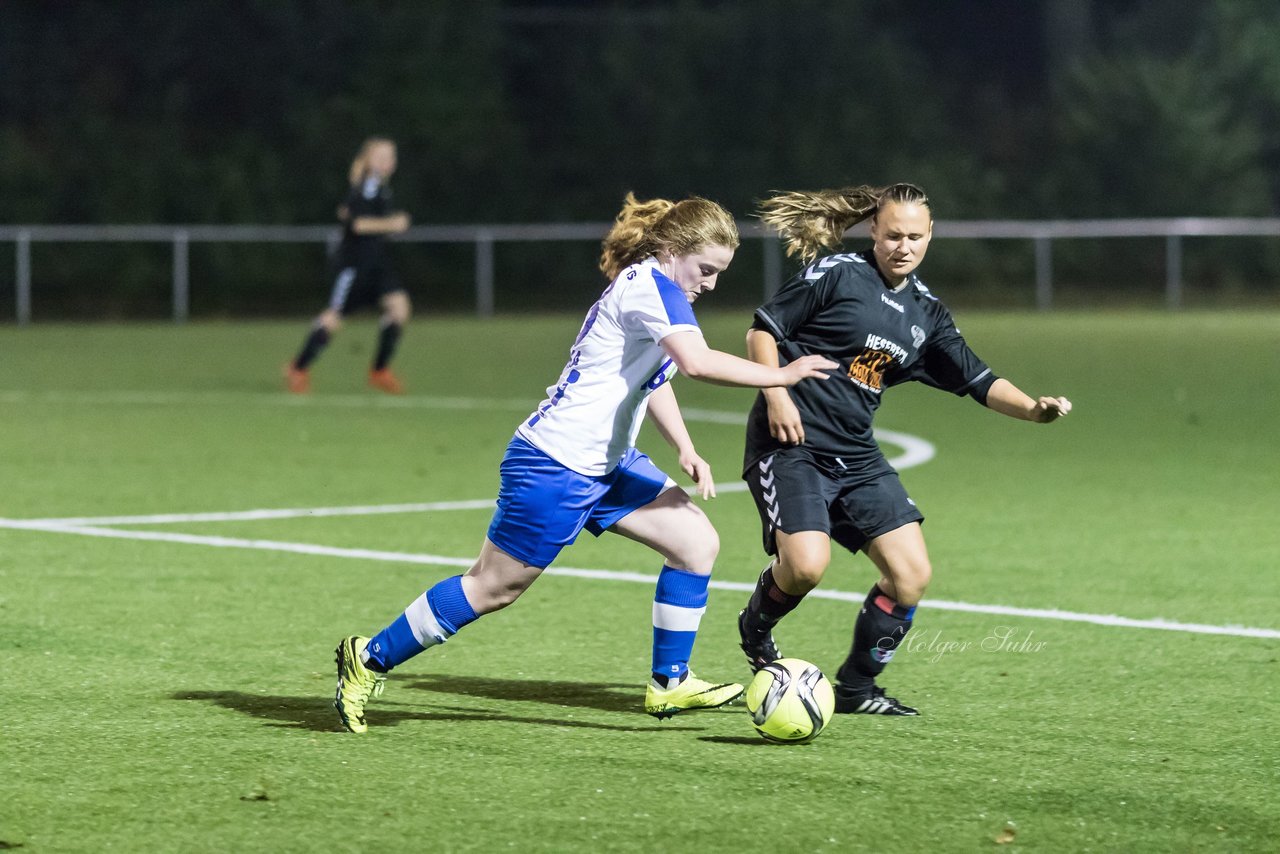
741,447,923,699
292,264,405,373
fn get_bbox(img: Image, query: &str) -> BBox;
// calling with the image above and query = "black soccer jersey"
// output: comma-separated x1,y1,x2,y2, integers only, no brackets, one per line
338,174,395,270
743,251,998,474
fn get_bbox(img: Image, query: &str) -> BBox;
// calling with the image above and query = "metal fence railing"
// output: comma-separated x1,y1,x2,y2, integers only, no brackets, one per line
3,218,1279,324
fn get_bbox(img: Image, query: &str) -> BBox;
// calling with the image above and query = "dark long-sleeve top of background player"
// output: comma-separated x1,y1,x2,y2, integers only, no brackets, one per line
338,176,395,270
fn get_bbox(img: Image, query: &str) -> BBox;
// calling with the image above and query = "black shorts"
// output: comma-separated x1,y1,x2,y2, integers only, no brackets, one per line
328,265,403,315
744,448,924,556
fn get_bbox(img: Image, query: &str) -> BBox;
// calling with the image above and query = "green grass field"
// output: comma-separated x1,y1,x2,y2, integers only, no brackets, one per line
2,311,1278,852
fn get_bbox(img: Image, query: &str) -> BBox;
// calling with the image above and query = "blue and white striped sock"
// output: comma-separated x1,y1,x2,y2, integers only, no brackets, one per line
363,575,479,672
651,565,710,686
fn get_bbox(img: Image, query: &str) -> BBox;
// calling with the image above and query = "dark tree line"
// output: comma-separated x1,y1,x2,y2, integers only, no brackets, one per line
2,0,1278,315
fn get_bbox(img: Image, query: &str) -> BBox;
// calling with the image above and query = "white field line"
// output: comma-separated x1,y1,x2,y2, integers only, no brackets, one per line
0,519,474,568
14,393,1271,638
10,398,933,527
22,499,499,527
21,488,759,527
3,517,1278,639
0,390,937,472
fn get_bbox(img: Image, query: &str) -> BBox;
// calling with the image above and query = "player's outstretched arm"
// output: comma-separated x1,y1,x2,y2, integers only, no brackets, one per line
984,378,1072,423
661,331,837,389
646,383,715,500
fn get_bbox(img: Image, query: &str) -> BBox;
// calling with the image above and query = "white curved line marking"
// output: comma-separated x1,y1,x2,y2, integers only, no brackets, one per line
11,395,1262,638
2,518,1276,639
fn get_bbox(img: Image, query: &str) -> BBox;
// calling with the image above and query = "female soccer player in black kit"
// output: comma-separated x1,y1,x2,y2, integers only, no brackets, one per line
286,137,412,394
737,184,1072,715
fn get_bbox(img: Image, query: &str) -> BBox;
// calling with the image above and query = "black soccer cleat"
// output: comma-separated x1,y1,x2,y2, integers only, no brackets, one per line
833,684,919,716
738,609,782,674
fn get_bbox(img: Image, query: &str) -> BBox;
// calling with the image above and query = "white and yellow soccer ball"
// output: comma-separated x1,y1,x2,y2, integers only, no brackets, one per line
745,658,836,744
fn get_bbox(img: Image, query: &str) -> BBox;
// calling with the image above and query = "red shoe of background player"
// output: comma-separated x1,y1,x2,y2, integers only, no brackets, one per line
368,368,404,395
284,363,310,394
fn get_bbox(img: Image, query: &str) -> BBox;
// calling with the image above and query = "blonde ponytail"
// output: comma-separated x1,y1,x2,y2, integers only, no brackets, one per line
599,192,740,279
758,183,930,263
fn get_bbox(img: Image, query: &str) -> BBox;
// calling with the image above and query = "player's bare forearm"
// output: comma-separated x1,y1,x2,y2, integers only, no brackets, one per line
662,331,836,389
645,383,696,456
352,213,410,235
646,383,716,499
746,328,794,407
984,378,1073,423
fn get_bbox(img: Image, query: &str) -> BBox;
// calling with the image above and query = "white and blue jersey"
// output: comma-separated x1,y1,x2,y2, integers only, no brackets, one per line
488,257,700,567
516,257,700,476
371,258,718,677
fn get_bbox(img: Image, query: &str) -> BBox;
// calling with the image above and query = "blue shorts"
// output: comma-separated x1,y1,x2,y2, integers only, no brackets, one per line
486,436,673,568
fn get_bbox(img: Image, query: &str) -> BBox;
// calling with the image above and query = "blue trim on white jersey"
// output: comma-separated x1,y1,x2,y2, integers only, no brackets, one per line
652,269,698,328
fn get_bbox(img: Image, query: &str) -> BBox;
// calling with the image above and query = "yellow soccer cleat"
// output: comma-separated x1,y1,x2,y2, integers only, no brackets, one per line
334,636,386,733
644,673,744,720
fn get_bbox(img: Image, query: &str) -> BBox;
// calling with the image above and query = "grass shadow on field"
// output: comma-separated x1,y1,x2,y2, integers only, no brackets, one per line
402,673,647,715
173,689,703,734
697,736,775,747
174,690,400,732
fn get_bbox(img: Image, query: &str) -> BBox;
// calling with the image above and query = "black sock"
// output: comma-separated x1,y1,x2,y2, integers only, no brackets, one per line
741,563,805,636
293,327,330,370
836,584,915,692
373,322,402,371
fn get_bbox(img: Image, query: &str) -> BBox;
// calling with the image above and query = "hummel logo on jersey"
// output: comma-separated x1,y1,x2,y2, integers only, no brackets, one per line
803,253,857,282
880,293,904,313
758,456,780,527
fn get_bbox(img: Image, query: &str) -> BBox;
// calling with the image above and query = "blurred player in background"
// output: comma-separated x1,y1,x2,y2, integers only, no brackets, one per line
285,137,412,394
333,193,838,733
737,183,1072,715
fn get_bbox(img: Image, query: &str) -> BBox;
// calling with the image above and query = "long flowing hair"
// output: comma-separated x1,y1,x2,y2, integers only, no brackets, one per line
599,192,740,279
757,183,930,263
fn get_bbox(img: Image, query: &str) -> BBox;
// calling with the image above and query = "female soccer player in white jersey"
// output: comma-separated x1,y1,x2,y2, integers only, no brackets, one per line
334,193,838,733
736,184,1071,716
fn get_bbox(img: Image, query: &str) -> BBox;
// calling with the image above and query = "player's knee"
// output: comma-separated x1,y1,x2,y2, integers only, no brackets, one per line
319,310,342,332
892,561,932,605
779,558,826,593
666,508,719,574
385,292,411,324
676,532,719,575
776,540,829,593
692,524,721,573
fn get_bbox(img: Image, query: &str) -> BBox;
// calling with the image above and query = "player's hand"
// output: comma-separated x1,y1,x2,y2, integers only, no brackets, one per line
680,451,716,500
1030,395,1072,423
765,391,806,445
390,212,411,232
779,354,838,386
